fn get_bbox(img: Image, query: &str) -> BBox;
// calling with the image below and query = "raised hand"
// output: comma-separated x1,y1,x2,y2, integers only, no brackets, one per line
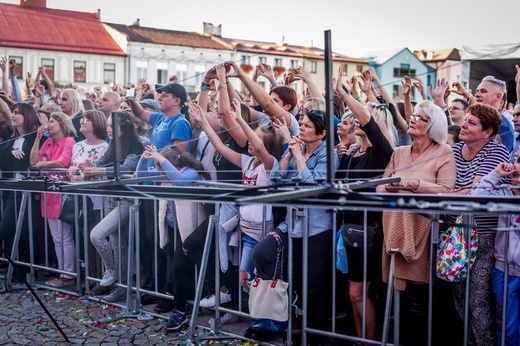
231,98,242,121
224,61,242,79
450,81,470,97
272,117,291,143
188,103,205,124
494,162,515,177
333,65,345,95
429,77,449,99
0,57,6,72
168,75,178,83
401,75,412,96
412,77,426,97
34,82,45,97
360,70,373,94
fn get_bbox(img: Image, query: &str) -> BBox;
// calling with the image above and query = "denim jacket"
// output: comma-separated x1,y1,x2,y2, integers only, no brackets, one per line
270,140,338,238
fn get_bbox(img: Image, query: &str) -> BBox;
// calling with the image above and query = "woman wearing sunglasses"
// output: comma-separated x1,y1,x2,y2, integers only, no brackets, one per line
252,106,337,344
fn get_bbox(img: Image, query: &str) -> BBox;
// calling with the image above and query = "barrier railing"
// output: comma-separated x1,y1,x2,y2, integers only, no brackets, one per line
0,176,519,345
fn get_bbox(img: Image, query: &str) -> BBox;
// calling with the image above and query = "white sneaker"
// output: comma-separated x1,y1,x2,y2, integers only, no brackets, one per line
104,287,126,302
199,291,232,308
220,313,239,325
100,269,118,287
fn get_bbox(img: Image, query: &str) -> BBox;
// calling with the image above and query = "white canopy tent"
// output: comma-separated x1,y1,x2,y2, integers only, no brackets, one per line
462,43,520,104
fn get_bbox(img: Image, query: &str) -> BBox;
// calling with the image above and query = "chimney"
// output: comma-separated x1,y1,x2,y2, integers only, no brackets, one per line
19,0,47,8
132,18,140,26
93,8,101,20
203,22,222,37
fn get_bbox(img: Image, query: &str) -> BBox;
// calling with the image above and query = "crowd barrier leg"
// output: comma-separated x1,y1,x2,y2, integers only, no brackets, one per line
189,211,219,341
500,217,511,346
6,191,30,291
382,248,398,346
462,214,473,346
97,198,142,323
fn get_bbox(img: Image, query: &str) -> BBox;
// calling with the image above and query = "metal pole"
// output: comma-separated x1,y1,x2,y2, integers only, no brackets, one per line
324,30,334,186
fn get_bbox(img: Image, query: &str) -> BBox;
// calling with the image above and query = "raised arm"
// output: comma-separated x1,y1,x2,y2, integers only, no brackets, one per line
128,98,152,123
295,66,323,100
39,66,54,98
401,75,414,122
9,59,22,103
334,65,370,126
0,57,7,93
412,77,428,101
450,81,474,105
226,61,287,120
0,96,13,131
515,65,520,102
188,103,242,168
232,98,275,172
429,77,449,109
359,70,378,103
257,63,279,89
215,64,248,147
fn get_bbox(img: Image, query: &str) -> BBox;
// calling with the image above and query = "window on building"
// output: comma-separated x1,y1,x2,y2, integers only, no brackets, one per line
194,65,205,88
41,58,55,80
136,61,148,80
103,63,116,84
176,63,187,82
241,55,250,65
157,62,168,84
9,56,23,80
393,84,403,99
356,65,363,77
274,58,282,67
290,60,298,69
73,61,86,83
393,63,416,78
309,61,317,73
258,57,266,65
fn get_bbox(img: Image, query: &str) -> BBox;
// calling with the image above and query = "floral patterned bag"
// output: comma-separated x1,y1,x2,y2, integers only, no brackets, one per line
436,217,478,282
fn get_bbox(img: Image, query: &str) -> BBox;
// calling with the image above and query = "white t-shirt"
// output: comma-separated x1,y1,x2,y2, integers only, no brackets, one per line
239,155,275,223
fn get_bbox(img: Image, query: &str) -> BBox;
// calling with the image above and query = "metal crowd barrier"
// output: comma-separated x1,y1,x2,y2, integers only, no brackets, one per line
0,176,519,346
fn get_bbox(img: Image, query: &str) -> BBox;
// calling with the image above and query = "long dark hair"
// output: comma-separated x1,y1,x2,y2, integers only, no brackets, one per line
104,112,141,161
160,145,211,181
13,103,40,137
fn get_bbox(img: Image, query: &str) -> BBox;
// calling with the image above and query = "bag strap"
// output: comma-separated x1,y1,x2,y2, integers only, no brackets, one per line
266,231,284,281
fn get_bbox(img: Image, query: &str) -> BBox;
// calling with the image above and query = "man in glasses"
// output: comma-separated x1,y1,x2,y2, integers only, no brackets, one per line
448,98,468,126
474,75,515,156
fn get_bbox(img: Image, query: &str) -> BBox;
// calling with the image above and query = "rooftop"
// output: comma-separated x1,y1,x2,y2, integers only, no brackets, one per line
0,2,125,56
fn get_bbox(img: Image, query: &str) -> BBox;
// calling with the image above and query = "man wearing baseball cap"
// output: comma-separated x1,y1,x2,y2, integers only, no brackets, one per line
129,82,191,153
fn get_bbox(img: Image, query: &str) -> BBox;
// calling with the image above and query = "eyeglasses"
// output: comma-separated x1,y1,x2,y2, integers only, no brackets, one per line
448,106,464,111
410,114,429,123
80,118,91,123
299,107,312,115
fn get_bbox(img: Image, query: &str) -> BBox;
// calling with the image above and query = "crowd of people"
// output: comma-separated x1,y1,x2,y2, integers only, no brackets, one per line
1,54,520,345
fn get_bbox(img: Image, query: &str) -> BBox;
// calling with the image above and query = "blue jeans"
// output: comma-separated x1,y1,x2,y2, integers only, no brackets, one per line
239,234,258,278
90,197,132,279
492,268,520,346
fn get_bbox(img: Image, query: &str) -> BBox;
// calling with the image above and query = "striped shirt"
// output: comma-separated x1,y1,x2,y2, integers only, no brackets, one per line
449,140,510,230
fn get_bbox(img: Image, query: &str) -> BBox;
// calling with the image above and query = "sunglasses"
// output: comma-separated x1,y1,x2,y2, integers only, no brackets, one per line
80,118,92,124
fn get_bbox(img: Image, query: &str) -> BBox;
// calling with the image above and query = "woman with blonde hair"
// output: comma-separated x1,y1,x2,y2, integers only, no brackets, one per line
58,88,85,141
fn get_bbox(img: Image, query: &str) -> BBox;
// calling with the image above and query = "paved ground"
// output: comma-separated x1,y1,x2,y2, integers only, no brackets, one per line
0,283,255,345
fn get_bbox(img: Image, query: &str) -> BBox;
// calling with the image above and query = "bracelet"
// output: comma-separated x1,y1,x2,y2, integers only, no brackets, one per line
355,96,362,102
200,82,211,91
467,95,475,103
340,93,349,99
217,83,228,91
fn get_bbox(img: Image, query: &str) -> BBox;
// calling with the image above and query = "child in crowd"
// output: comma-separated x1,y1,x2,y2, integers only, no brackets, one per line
189,98,284,290
137,144,211,331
